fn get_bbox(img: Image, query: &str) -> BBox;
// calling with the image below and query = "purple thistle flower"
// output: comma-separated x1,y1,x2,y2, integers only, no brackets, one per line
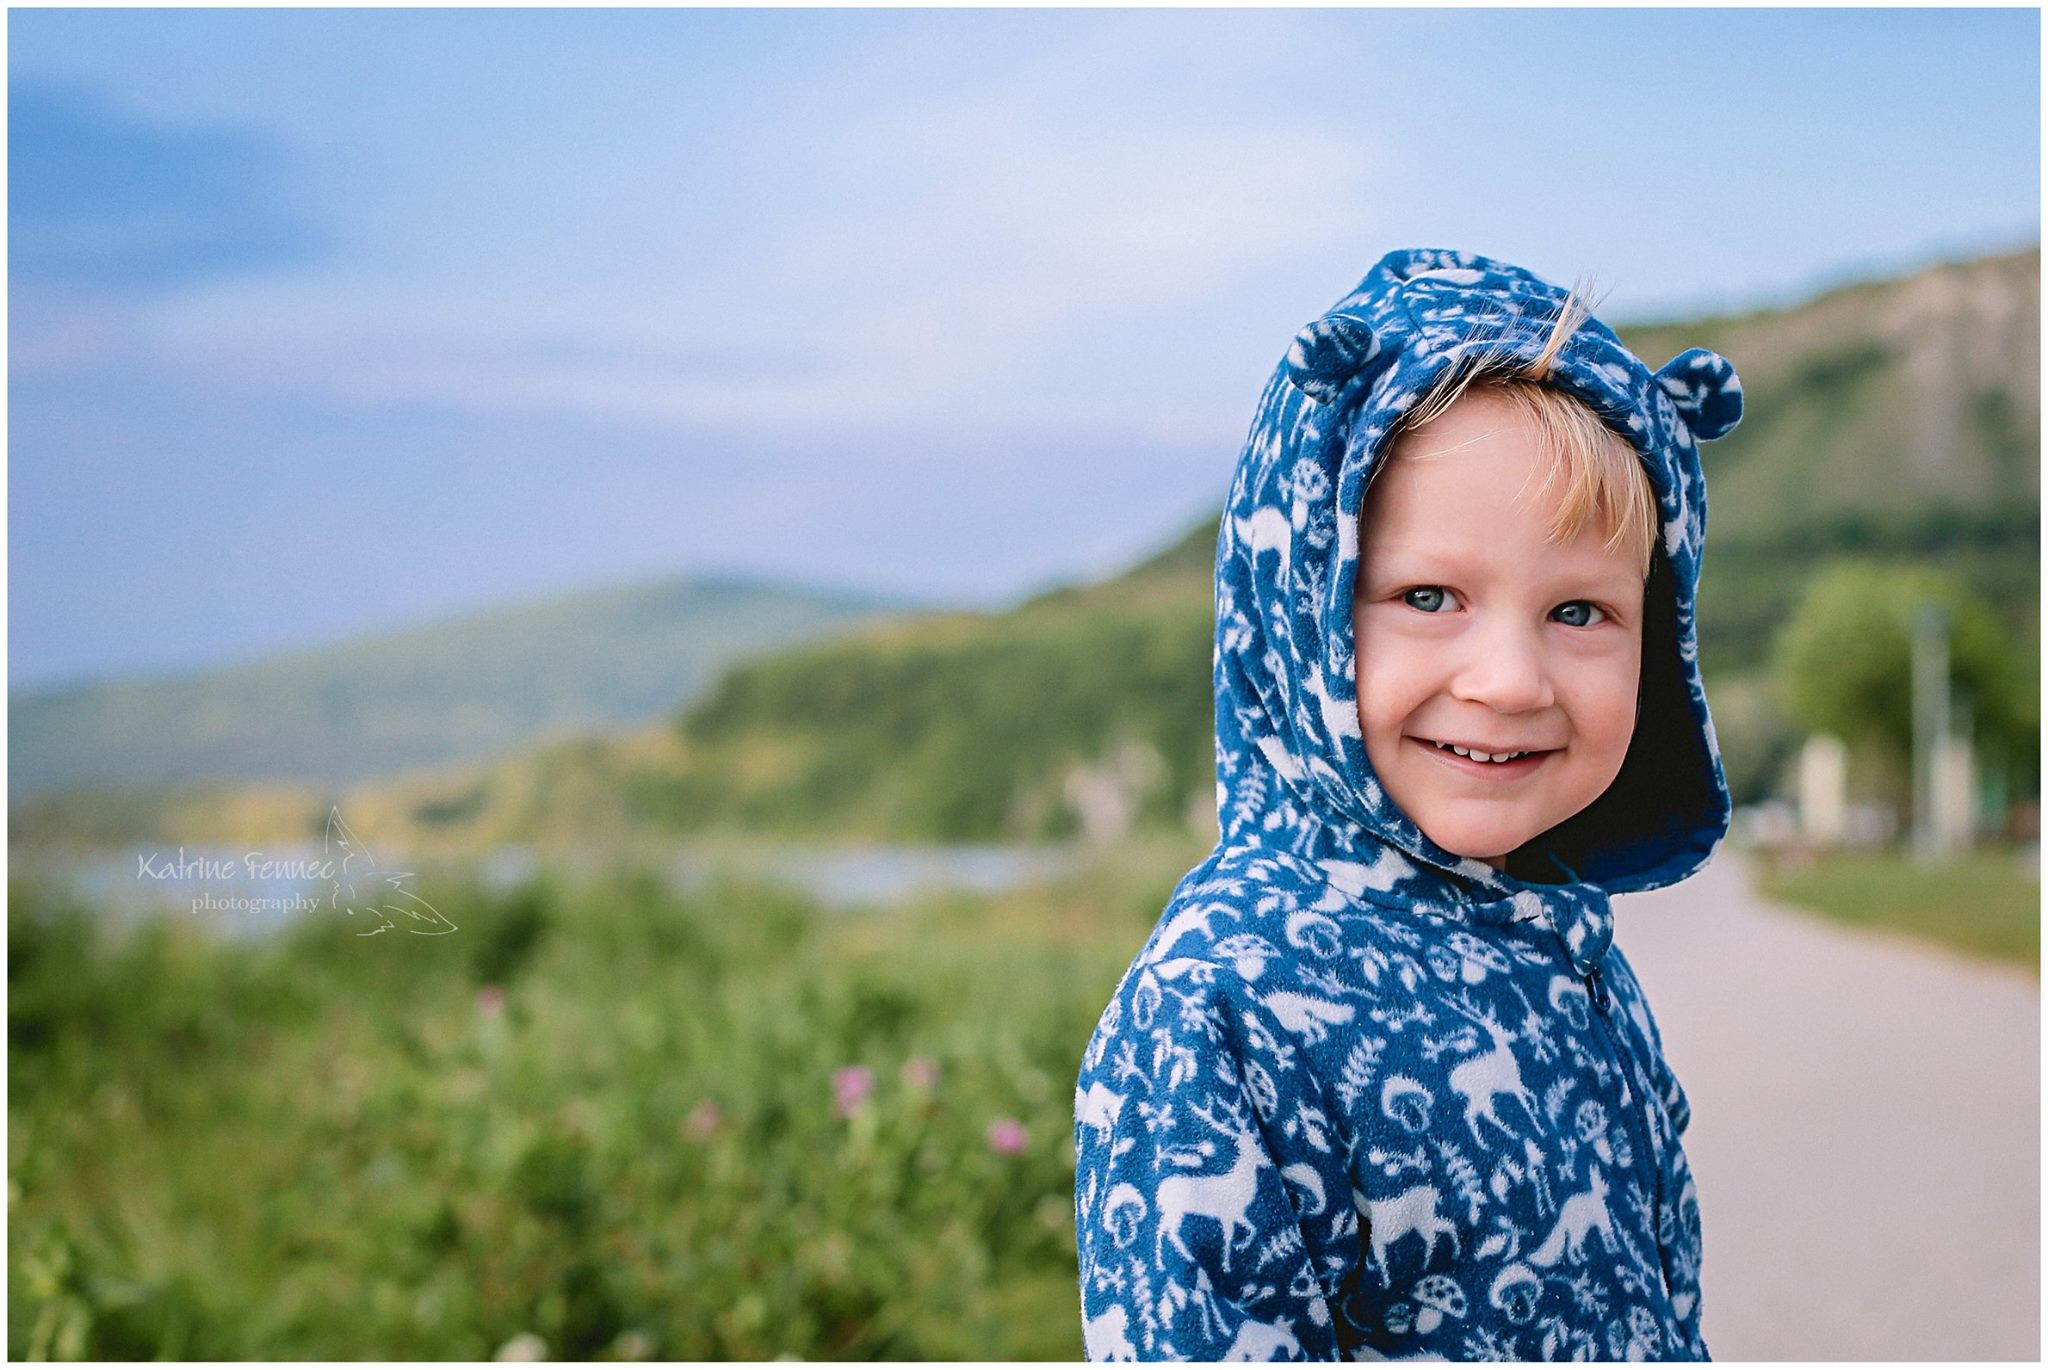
833,1065,874,1118
901,1056,941,1091
475,984,506,1017
986,1117,1029,1155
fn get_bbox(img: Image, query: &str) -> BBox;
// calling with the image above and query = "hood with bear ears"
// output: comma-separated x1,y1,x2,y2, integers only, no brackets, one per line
1212,246,1743,940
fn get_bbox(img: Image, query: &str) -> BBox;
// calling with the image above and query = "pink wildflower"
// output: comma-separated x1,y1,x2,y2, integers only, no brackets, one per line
833,1065,874,1118
685,1100,721,1138
986,1117,1029,1155
901,1057,941,1091
475,984,506,1017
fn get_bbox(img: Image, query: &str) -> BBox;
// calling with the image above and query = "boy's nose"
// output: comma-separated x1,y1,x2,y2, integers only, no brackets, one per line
1447,619,1556,715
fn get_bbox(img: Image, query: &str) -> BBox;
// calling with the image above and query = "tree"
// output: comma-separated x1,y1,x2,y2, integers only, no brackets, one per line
1771,559,2035,794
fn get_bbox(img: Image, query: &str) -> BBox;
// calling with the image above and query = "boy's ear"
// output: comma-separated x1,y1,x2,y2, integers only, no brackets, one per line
1653,348,1744,441
1284,313,1381,404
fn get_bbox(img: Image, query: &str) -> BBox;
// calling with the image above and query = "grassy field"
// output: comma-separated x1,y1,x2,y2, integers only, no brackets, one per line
8,837,1204,1361
1751,845,2040,972
14,831,2034,1359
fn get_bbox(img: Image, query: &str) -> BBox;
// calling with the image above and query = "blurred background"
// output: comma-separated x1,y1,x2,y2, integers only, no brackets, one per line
7,7,2039,1361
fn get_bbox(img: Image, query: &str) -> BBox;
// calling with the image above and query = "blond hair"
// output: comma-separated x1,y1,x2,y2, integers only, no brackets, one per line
1379,278,1660,577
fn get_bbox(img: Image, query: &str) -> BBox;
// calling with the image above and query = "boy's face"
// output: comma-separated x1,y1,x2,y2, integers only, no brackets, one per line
1352,388,1646,871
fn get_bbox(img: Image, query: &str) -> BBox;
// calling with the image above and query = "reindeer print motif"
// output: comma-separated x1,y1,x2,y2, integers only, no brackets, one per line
1154,1101,1268,1273
1231,507,1294,596
1076,248,1740,1359
1441,991,1547,1149
1222,1314,1301,1361
1360,1182,1463,1287
1076,1081,1127,1143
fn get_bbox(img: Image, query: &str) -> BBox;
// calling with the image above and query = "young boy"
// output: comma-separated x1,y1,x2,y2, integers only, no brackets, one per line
1072,247,1743,1360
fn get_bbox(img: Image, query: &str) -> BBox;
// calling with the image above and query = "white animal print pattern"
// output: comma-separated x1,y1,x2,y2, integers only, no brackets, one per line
1073,248,1743,1361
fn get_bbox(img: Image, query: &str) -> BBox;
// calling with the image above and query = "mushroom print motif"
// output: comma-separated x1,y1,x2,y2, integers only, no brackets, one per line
1489,1262,1545,1326
1410,1275,1469,1333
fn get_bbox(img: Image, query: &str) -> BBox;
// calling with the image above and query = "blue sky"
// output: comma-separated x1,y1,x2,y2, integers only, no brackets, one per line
9,7,2039,690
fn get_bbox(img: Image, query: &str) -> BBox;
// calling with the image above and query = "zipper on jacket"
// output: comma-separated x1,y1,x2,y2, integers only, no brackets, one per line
1581,962,1676,1300
1581,968,1631,1105
1585,964,1662,1143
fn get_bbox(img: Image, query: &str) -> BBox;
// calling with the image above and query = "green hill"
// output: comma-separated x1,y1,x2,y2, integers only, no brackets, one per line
10,576,913,800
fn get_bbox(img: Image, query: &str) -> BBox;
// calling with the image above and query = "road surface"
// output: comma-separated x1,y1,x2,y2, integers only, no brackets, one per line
1615,848,2039,1360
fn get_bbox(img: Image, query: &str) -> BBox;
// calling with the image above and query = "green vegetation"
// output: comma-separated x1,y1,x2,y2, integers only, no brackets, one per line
8,838,1203,1360
1771,559,2039,799
11,577,907,801
1697,502,2038,676
1752,847,2040,972
668,598,1214,843
654,522,1219,845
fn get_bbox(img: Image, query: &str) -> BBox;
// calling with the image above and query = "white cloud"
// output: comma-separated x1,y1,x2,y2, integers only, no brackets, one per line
246,118,1380,438
133,19,1392,443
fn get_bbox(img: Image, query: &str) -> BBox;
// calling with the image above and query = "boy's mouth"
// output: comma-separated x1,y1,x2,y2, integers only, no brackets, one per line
1413,737,1557,776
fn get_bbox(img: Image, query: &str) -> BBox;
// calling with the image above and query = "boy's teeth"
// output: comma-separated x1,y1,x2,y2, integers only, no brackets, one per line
1435,741,1530,763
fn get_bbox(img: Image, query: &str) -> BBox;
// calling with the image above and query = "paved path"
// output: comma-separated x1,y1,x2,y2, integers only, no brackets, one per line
1615,849,2039,1360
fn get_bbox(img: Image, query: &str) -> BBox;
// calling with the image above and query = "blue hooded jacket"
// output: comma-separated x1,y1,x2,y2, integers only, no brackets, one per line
1072,247,1744,1361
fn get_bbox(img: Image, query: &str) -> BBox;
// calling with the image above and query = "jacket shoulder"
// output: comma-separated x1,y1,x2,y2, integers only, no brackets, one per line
1073,870,1354,1358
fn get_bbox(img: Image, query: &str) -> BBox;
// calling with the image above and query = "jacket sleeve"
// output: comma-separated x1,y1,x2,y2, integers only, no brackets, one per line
1075,971,1343,1361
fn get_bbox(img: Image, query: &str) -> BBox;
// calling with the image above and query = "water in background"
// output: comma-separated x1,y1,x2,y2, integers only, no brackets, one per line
18,840,1088,941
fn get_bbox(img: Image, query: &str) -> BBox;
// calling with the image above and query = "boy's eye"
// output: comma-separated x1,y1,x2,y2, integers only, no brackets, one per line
1554,601,1608,628
1402,586,1457,613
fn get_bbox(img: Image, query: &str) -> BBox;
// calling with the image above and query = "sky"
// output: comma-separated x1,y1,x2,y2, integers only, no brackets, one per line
9,6,2040,691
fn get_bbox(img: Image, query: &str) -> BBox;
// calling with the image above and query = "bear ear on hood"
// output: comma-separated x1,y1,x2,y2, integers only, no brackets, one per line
1654,347,1744,441
1283,312,1382,405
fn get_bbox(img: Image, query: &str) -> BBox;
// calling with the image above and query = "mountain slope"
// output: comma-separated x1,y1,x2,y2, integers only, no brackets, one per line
10,576,913,799
1611,245,2039,669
